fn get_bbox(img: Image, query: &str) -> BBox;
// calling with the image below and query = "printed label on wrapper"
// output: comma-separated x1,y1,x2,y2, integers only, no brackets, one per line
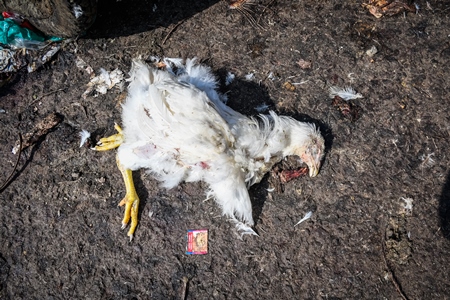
186,229,208,255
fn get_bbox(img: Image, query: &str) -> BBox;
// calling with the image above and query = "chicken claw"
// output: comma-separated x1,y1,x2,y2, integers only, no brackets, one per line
94,123,124,151
117,157,140,241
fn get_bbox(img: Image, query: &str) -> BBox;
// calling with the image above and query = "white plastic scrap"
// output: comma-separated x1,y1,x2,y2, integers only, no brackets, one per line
294,211,313,227
82,68,124,99
79,129,91,147
0,48,20,72
329,86,363,101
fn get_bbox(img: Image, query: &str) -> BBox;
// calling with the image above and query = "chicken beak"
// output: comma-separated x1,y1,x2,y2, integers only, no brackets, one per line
308,161,319,177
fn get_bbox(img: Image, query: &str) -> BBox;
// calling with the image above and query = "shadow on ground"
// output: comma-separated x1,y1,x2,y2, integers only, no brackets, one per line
88,0,221,38
439,172,450,239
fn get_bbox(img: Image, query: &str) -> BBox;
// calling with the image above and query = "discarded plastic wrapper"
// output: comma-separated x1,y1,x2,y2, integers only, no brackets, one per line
0,15,45,48
0,14,61,50
186,229,208,255
0,13,63,74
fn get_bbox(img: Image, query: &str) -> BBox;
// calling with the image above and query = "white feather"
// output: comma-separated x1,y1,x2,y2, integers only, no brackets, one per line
225,72,235,85
79,129,91,147
245,73,255,81
255,103,270,113
329,86,363,100
294,211,313,227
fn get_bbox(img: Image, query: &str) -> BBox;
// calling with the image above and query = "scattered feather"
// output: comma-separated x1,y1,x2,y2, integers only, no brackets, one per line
266,187,275,192
79,129,91,148
420,152,435,168
347,73,356,83
244,72,255,81
72,5,83,18
294,211,313,227
82,68,124,99
329,86,363,101
400,197,413,215
225,72,235,85
255,103,270,113
232,219,259,237
366,45,378,57
203,195,213,202
267,72,276,81
292,80,309,85
75,57,94,76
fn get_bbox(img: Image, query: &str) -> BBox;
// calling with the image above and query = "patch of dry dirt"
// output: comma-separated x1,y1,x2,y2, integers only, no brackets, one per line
1,0,450,299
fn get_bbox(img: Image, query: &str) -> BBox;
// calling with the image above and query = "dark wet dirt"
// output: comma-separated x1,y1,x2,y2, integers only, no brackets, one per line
1,0,450,299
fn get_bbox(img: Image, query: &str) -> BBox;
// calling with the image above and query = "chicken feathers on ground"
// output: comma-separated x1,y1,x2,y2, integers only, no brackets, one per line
95,58,325,240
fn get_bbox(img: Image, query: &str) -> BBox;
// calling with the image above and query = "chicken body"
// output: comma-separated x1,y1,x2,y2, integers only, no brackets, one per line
96,58,324,238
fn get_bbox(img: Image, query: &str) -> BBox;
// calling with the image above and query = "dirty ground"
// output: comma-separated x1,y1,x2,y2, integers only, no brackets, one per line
1,0,450,299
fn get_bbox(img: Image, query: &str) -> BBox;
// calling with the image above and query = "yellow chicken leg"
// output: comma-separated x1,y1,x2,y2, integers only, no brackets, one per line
116,156,140,241
94,123,140,240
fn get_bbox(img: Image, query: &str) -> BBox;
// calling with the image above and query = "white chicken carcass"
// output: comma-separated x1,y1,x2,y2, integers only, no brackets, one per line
95,58,325,240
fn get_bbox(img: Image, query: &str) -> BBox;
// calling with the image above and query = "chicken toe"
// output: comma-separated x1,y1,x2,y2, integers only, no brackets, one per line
94,123,124,151
116,158,140,241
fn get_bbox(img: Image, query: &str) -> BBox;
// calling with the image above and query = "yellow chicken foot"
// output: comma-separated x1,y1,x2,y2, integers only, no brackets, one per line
94,123,140,240
117,156,140,241
94,123,124,151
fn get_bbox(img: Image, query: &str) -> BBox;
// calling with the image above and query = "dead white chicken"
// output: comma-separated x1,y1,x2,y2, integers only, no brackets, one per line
95,58,325,240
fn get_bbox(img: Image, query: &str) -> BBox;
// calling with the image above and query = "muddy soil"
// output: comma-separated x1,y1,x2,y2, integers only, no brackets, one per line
1,0,449,299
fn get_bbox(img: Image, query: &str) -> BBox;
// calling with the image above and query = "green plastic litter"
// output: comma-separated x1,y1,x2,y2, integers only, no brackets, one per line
0,16,62,48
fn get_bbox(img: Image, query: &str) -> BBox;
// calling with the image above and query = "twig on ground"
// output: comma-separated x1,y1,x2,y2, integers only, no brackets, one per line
162,19,186,45
28,88,66,107
381,224,409,300
12,112,63,154
180,276,189,300
0,133,22,192
256,0,276,25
